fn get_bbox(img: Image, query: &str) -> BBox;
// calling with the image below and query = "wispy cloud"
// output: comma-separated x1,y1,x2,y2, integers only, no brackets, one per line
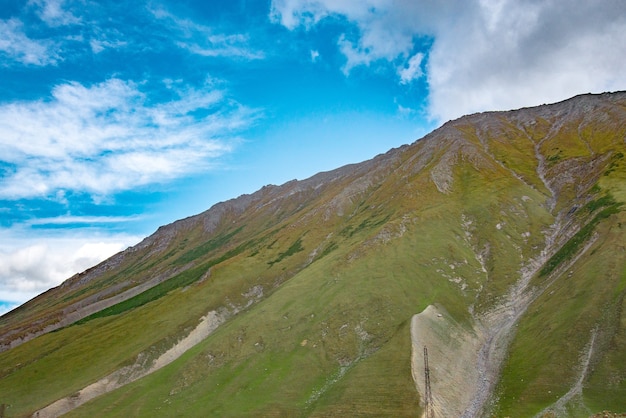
30,0,81,27
0,78,258,199
151,7,264,60
0,18,61,65
89,37,127,54
26,215,143,226
3,2,263,68
271,0,626,122
0,0,82,67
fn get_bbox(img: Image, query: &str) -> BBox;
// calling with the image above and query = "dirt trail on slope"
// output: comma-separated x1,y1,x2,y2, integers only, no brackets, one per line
534,329,598,417
33,310,225,418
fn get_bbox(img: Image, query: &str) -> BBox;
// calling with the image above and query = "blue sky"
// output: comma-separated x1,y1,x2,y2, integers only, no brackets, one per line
1,0,626,314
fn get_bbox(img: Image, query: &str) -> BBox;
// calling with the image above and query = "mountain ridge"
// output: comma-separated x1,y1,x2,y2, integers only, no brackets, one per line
1,91,626,417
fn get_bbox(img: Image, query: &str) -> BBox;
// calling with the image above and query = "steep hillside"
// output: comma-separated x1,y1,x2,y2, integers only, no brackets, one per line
1,92,625,417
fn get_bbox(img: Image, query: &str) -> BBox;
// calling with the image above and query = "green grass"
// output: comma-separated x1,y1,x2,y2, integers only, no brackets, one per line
70,231,276,327
2,96,626,417
496,212,626,416
72,263,209,326
59,163,546,415
54,215,464,417
339,214,392,238
268,236,305,266
317,241,339,260
173,226,243,266
540,193,622,277
0,293,207,417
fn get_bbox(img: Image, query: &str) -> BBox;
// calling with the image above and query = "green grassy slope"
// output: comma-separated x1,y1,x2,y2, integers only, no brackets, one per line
0,92,625,417
495,163,626,416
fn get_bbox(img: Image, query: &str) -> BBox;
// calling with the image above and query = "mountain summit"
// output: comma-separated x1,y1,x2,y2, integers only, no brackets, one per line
1,92,626,417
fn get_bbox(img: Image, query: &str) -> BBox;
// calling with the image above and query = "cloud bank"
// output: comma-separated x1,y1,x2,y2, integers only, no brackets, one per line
271,0,626,121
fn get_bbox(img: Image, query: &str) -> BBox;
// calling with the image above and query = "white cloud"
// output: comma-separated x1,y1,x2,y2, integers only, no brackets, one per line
271,0,626,122
0,78,258,199
0,1,82,66
25,215,142,226
152,7,264,60
0,231,141,306
89,38,127,54
395,98,417,117
337,34,372,75
269,0,328,29
176,40,264,59
0,18,61,65
270,0,392,30
399,52,424,84
30,0,81,27
310,49,320,62
272,0,419,65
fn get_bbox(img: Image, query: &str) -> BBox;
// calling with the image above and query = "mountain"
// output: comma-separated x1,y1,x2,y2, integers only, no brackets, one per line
1,91,626,417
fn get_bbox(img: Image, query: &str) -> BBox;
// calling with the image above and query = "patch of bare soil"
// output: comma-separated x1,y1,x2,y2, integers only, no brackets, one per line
411,305,486,418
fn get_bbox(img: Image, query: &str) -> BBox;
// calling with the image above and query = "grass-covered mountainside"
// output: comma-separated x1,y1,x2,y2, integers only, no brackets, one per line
1,92,626,417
